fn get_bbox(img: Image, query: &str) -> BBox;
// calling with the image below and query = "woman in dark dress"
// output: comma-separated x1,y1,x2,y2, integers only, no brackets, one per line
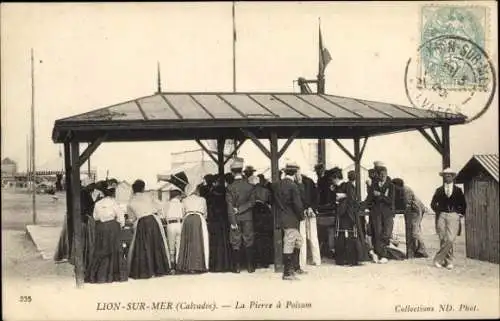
206,176,233,272
127,179,171,279
85,182,128,283
334,170,364,266
54,179,96,266
177,183,209,274
252,175,274,268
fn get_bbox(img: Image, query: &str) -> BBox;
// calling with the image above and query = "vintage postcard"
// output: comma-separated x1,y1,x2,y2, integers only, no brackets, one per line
1,1,498,320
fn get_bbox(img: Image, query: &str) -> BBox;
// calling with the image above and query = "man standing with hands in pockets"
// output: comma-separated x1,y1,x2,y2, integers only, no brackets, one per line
430,168,466,270
226,158,256,274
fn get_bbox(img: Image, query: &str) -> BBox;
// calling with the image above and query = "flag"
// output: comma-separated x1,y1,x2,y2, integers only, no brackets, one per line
318,24,332,75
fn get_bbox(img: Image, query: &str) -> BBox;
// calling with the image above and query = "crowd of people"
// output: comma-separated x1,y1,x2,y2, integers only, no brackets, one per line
54,158,466,283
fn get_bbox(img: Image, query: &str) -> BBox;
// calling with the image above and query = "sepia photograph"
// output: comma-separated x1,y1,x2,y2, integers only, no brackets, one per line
1,1,498,320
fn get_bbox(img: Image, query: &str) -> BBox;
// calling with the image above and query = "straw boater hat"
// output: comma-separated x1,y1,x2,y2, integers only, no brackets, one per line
230,158,244,170
284,161,300,171
439,168,457,177
243,165,256,174
373,161,386,168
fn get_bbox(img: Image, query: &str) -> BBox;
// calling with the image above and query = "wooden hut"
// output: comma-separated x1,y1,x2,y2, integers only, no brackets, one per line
456,154,499,264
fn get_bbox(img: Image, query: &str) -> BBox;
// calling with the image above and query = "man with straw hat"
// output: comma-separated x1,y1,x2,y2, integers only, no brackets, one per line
430,168,466,270
226,157,257,273
272,161,305,281
365,163,395,264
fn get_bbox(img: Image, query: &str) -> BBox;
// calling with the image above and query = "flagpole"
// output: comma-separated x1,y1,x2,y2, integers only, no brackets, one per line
232,1,236,93
231,2,238,159
156,61,162,94
26,135,30,176
30,48,37,225
87,143,91,181
317,18,326,166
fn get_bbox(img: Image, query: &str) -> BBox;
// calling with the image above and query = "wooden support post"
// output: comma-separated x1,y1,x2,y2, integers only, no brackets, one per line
353,137,362,200
63,142,73,255
217,137,225,184
360,137,368,159
224,139,246,165
418,128,443,154
430,127,442,146
442,125,450,169
241,129,271,158
70,141,84,287
78,134,107,167
317,139,326,166
278,130,300,158
195,139,219,164
269,131,283,272
332,139,355,161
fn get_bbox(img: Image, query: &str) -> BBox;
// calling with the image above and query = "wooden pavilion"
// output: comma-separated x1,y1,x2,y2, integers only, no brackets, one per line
51,91,466,287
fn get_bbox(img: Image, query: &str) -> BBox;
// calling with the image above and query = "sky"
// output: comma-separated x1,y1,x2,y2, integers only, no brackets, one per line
1,2,498,205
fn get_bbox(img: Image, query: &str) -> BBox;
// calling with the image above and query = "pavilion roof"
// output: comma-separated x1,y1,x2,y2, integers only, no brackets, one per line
52,92,466,143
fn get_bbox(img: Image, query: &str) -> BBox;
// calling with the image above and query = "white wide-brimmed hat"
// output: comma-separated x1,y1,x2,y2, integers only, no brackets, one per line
439,167,457,176
373,161,386,168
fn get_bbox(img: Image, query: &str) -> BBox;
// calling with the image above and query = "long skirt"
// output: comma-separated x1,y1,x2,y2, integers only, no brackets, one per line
253,205,274,268
85,220,128,283
334,230,361,266
54,222,70,262
128,215,170,279
83,216,96,271
54,216,95,268
356,216,371,262
207,221,232,272
177,214,208,273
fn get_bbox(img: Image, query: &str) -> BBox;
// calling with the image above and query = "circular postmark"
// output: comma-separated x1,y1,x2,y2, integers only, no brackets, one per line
405,35,496,123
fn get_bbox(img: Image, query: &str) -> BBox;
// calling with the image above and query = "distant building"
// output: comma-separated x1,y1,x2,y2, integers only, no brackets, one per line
1,157,17,187
1,156,97,190
456,154,499,264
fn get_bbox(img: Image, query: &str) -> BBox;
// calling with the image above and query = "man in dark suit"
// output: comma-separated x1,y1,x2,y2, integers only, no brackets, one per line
226,158,256,273
430,168,466,270
314,163,329,206
272,162,305,281
296,169,321,267
365,163,395,263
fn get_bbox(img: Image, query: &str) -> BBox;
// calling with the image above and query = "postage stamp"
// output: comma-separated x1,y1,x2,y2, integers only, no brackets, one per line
405,35,496,123
418,5,491,91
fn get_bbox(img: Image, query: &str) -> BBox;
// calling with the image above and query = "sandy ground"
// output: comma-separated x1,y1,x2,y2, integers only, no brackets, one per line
2,190,499,320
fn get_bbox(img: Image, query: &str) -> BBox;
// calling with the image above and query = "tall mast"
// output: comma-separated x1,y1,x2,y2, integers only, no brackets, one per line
30,48,37,225
317,18,326,166
232,1,237,93
231,2,238,158
156,61,162,94
87,143,91,181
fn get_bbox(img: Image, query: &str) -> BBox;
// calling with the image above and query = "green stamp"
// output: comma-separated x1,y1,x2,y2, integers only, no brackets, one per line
419,5,490,91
